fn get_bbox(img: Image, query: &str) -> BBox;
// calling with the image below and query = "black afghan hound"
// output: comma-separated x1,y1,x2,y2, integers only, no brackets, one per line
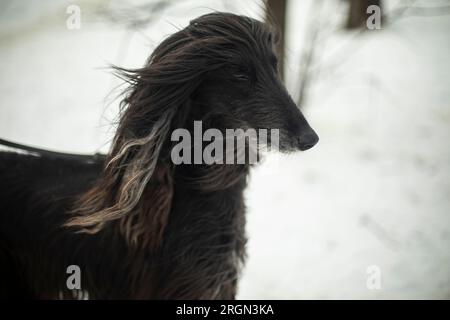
0,12,318,299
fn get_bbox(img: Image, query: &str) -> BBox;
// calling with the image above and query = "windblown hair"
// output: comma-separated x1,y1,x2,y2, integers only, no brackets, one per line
66,12,276,248
0,12,318,299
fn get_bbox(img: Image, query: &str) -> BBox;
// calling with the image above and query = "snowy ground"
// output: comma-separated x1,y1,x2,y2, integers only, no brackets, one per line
0,0,449,299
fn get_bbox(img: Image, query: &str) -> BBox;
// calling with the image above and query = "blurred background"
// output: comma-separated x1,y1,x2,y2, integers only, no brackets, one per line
0,0,449,299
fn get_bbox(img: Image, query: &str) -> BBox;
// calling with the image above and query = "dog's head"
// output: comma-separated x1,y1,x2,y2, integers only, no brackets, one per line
187,13,319,152
116,12,318,153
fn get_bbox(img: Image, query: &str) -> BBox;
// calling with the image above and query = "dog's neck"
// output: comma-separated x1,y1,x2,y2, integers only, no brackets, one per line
169,113,253,192
173,161,250,192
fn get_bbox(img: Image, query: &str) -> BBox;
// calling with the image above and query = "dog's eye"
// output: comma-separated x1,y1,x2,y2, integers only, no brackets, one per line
227,64,251,82
233,73,250,82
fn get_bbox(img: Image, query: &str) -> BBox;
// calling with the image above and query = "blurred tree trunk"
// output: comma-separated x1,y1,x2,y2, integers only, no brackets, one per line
265,0,287,80
346,0,382,29
296,0,324,108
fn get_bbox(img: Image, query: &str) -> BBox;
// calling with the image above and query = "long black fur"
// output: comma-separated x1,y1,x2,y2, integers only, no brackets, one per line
0,12,318,299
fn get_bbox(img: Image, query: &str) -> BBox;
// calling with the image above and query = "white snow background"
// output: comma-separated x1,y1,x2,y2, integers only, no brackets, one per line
0,0,448,299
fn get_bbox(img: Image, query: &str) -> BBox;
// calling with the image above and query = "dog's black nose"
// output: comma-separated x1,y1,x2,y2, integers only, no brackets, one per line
298,130,319,151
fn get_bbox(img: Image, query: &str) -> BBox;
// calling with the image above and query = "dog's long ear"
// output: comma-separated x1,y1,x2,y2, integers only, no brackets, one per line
65,94,177,248
65,28,207,248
